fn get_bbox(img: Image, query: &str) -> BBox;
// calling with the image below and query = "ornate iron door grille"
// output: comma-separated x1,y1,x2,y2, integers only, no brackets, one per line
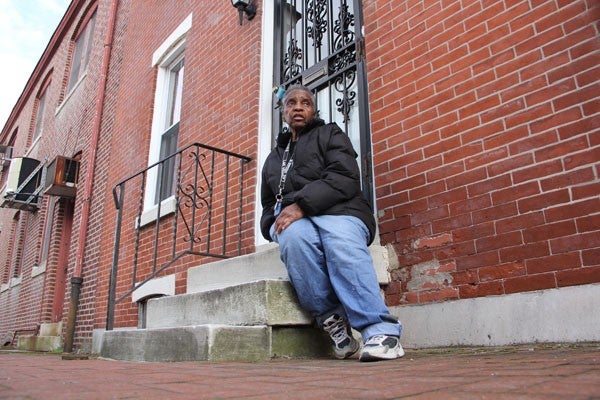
274,0,373,206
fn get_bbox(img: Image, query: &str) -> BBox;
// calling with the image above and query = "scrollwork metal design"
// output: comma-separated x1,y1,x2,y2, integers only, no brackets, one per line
177,150,211,244
306,0,328,48
330,46,355,73
334,70,356,123
283,39,303,81
333,1,355,50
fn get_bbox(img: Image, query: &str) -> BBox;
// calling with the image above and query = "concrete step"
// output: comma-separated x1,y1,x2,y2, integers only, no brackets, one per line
186,244,289,293
99,324,332,362
17,322,63,352
186,242,390,294
98,280,331,362
17,335,63,352
146,280,312,329
98,240,394,362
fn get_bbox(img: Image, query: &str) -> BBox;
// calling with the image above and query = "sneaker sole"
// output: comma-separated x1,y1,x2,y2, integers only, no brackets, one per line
359,346,405,362
334,340,360,359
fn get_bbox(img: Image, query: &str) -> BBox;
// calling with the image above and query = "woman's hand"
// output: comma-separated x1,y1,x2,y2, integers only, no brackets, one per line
274,203,304,234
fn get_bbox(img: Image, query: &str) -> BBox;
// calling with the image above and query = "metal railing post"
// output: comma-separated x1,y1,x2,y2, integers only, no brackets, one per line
106,183,125,330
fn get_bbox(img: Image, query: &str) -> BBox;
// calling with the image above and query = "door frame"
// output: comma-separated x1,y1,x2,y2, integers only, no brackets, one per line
254,0,374,246
52,199,74,322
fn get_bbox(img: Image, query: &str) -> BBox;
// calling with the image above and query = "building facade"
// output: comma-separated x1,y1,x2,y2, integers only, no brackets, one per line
1,0,598,352
0,0,111,350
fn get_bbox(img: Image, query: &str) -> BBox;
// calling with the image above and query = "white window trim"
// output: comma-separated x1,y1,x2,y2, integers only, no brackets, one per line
10,275,22,288
131,273,175,303
143,13,192,220
34,197,56,275
151,14,192,67
63,70,88,102
255,0,275,246
31,262,46,277
56,70,88,116
24,135,42,158
33,91,47,142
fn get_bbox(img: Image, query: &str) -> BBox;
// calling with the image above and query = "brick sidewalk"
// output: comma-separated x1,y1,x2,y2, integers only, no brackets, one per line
1,344,598,399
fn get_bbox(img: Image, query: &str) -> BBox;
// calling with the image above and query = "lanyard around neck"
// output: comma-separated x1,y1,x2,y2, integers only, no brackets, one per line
274,140,297,216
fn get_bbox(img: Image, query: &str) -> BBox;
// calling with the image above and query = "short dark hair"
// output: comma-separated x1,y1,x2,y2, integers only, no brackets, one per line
282,84,316,108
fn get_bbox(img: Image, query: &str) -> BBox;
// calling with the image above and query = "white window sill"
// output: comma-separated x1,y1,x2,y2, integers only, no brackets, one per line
24,135,42,158
31,262,46,277
55,71,88,116
138,196,176,228
132,274,175,303
10,276,22,288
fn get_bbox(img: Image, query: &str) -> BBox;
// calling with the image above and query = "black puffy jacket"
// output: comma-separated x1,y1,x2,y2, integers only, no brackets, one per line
260,118,376,244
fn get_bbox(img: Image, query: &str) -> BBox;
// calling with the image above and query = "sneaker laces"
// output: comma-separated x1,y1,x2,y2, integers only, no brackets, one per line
322,315,350,346
364,335,387,346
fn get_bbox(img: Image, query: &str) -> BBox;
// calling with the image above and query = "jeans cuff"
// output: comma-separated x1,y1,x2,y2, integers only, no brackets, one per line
360,322,402,342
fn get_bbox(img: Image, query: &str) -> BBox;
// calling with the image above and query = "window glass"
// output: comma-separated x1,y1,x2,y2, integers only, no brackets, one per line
68,11,96,92
10,212,25,278
155,55,184,203
38,198,56,267
33,90,47,141
166,58,184,130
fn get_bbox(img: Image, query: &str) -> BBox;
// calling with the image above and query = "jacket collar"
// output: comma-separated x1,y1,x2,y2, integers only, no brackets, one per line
276,118,325,147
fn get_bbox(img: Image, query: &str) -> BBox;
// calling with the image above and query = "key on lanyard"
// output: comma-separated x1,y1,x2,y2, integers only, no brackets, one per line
274,141,295,217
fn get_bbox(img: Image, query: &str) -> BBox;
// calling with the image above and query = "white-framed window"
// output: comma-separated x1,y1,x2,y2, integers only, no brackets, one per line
8,211,26,282
155,54,184,204
143,14,192,217
68,9,96,92
32,89,47,143
32,197,56,276
0,131,16,189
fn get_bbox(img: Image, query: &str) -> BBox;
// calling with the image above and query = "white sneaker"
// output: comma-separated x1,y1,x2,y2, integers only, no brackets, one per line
322,314,360,359
359,335,404,362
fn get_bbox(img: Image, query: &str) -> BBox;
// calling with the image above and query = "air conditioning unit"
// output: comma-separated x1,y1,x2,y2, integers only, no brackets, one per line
44,156,80,198
0,157,43,211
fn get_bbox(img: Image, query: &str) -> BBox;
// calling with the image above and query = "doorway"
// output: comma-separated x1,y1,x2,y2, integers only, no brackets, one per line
272,0,374,205
52,199,74,322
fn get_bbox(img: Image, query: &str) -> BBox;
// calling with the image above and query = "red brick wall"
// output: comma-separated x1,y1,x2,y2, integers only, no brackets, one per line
363,0,599,305
89,0,262,334
68,0,126,350
0,0,106,345
0,1,106,344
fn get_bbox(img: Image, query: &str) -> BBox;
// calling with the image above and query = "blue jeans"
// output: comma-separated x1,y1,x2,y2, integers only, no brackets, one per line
270,215,402,341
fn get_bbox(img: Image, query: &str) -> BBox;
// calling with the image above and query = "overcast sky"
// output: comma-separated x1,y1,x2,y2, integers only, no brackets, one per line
0,0,71,129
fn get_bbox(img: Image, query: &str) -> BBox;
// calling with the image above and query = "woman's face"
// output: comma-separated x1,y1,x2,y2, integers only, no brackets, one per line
283,89,316,133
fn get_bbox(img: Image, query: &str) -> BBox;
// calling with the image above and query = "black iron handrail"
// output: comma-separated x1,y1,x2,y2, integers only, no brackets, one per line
106,142,251,330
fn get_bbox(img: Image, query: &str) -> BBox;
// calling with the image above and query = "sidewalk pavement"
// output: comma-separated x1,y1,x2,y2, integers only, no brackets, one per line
1,344,598,399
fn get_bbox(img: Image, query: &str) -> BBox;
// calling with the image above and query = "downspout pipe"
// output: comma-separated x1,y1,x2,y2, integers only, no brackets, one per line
64,0,120,353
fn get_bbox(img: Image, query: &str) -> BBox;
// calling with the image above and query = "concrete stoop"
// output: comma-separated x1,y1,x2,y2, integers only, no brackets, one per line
97,244,391,362
100,324,332,362
17,322,63,352
145,280,312,328
99,280,333,362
